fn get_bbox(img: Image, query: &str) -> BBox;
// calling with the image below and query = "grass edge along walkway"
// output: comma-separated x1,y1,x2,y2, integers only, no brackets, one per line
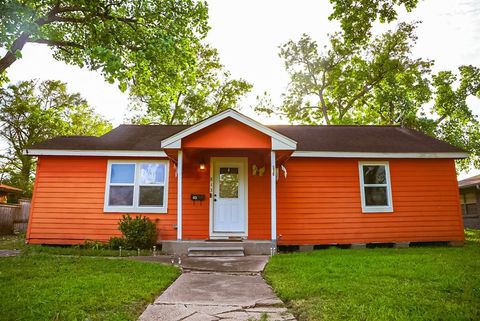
0,253,180,321
264,229,480,321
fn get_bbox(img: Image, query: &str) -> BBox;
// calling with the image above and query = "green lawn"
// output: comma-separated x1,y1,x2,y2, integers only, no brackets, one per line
265,230,480,321
0,234,26,250
0,235,152,257
0,253,180,321
22,244,153,257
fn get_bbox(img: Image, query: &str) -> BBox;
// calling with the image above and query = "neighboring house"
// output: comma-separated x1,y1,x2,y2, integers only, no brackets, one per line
0,184,22,204
459,175,480,229
24,109,467,253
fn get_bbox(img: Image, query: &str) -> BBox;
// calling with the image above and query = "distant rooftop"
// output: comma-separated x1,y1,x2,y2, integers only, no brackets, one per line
0,184,23,194
459,174,480,189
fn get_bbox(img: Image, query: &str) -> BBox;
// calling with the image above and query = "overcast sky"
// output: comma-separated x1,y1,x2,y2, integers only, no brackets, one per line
4,0,480,176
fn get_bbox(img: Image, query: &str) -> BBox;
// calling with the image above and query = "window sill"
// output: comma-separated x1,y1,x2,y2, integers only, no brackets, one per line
362,206,393,213
104,207,168,214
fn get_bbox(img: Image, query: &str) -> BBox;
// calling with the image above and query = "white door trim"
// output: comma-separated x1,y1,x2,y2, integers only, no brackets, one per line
209,157,248,238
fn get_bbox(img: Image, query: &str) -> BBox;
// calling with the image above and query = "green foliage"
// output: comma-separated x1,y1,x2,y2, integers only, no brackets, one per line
82,240,107,251
257,22,480,170
0,0,209,97
118,215,157,249
24,244,152,257
0,80,111,195
129,45,252,125
108,236,126,250
0,254,180,320
329,0,419,44
0,234,25,250
465,228,480,243
265,237,480,321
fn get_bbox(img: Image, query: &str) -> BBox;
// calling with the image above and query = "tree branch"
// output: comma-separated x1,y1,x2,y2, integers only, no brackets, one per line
435,114,447,125
169,93,183,125
27,39,85,49
0,3,137,73
0,33,29,73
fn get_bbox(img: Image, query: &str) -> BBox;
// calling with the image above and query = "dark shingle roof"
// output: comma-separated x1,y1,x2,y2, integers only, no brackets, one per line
459,175,480,189
269,125,465,153
29,125,188,151
28,123,465,154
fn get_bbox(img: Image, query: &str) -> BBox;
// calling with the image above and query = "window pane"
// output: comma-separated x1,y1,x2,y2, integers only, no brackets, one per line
364,187,388,206
219,167,239,198
465,192,477,204
109,186,134,206
111,164,135,184
363,165,386,184
140,163,165,184
139,186,164,206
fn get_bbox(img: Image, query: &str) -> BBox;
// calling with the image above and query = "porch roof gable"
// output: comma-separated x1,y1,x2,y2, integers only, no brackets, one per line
160,109,297,150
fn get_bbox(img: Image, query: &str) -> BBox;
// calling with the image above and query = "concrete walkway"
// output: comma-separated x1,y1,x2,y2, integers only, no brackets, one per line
138,256,296,321
0,250,20,257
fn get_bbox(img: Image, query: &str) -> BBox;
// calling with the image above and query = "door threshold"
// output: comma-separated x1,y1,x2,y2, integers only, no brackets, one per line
208,236,245,242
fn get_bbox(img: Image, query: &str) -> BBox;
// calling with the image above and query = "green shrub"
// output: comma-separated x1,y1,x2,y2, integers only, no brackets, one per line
118,215,157,249
82,240,106,250
108,236,126,250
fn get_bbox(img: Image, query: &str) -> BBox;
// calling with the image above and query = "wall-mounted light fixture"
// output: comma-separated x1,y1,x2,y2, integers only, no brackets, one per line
199,163,206,172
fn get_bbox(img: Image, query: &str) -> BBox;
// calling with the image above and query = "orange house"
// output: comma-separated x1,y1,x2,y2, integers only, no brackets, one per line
25,109,467,254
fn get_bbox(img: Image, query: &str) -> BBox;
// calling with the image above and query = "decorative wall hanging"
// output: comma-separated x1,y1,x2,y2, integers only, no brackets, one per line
281,165,287,179
252,164,258,176
258,166,265,176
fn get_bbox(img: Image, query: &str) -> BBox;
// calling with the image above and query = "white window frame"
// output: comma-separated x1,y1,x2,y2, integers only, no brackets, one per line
358,161,393,213
104,160,169,213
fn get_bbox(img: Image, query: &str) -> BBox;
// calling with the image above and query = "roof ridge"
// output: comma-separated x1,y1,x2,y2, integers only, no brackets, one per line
56,135,97,138
267,124,402,127
118,124,190,127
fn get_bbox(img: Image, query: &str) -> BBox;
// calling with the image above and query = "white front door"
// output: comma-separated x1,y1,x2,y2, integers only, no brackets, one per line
212,158,247,235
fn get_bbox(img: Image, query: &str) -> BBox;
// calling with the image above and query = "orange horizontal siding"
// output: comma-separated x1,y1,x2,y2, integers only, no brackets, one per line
27,153,464,246
277,158,464,245
27,156,178,245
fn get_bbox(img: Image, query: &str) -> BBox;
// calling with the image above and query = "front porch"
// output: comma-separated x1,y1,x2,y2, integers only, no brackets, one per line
161,240,276,256
159,110,297,252
164,148,279,256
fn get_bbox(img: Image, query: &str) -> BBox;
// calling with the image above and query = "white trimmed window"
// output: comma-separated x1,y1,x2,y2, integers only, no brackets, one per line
359,162,393,213
104,160,169,213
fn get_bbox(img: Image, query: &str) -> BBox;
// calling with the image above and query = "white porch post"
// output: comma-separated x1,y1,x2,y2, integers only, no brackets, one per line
177,150,183,240
271,151,277,241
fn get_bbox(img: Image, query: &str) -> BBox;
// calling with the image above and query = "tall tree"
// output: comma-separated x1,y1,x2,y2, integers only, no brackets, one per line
0,80,112,195
0,0,209,100
329,0,419,43
257,23,480,170
257,23,430,124
129,45,252,125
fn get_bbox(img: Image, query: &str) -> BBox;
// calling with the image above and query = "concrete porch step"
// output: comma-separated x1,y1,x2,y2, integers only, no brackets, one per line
188,246,245,257
162,240,274,256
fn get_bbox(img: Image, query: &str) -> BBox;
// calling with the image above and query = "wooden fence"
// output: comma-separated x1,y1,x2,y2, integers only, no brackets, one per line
0,199,30,235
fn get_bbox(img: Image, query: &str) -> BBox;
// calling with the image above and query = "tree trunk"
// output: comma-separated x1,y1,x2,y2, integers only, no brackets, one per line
318,94,331,125
19,156,32,196
0,33,30,74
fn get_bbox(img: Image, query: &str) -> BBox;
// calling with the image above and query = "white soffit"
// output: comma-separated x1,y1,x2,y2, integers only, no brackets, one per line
24,149,168,157
291,151,469,159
